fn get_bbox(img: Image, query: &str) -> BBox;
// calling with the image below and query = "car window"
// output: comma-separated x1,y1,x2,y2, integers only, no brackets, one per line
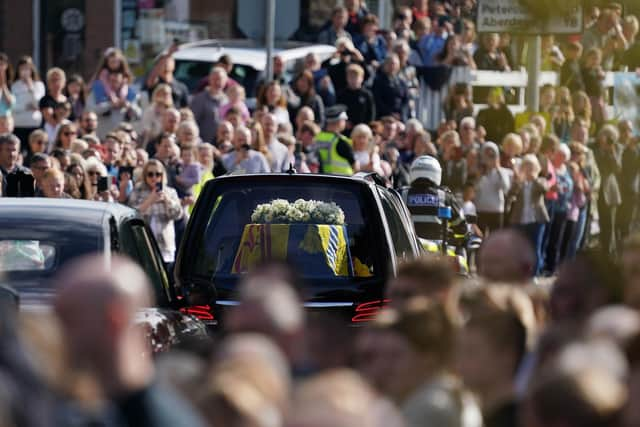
120,222,172,305
378,189,415,260
0,240,56,272
189,180,385,283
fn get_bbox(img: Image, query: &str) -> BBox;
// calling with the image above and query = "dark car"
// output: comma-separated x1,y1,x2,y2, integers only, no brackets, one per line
175,172,422,325
0,198,209,352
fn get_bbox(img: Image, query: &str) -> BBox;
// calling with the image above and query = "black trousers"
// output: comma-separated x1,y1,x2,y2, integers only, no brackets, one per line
478,212,504,236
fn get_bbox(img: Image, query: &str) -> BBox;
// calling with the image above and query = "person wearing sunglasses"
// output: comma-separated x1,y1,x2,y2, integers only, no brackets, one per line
52,120,77,151
128,159,183,263
84,156,113,202
22,129,47,167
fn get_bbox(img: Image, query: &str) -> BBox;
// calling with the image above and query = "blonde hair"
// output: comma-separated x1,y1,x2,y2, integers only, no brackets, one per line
151,83,173,107
46,67,66,82
69,139,89,154
84,156,108,177
502,133,524,156
351,123,373,141
141,159,168,189
520,154,542,177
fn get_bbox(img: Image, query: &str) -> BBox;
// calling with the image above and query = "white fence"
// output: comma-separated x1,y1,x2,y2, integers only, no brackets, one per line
417,66,619,130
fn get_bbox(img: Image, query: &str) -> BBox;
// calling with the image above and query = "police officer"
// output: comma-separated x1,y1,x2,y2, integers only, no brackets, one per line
315,104,356,175
402,155,466,242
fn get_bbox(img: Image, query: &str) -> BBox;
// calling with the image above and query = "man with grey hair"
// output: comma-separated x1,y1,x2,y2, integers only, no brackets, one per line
53,254,205,426
189,66,229,144
0,133,27,195
460,116,479,154
146,107,181,157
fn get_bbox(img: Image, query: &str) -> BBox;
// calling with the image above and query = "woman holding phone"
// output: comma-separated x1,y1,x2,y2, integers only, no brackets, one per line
128,159,183,263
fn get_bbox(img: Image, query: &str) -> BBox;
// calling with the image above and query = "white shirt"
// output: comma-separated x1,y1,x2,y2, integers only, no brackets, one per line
474,167,512,213
11,80,45,128
267,137,290,172
44,122,59,153
520,181,536,224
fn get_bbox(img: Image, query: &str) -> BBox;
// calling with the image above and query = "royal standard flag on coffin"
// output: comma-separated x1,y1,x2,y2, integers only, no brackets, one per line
232,224,353,276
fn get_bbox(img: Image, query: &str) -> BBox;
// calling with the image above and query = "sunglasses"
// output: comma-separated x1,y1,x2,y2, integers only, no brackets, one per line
33,140,45,145
63,131,76,136
146,172,163,178
88,170,99,176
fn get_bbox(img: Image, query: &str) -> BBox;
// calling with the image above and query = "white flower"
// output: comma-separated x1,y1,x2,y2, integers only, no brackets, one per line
251,198,345,225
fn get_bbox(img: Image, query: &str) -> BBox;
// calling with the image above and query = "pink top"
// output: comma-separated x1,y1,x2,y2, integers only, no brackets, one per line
219,101,251,122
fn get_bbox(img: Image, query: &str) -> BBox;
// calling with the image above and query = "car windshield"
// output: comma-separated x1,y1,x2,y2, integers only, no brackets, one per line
175,60,260,95
190,180,386,284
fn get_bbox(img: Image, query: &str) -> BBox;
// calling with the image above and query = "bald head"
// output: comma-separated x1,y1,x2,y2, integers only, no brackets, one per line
53,254,152,368
478,230,536,283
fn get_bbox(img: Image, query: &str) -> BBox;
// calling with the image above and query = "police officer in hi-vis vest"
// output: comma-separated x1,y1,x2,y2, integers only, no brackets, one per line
314,104,356,175
402,155,467,241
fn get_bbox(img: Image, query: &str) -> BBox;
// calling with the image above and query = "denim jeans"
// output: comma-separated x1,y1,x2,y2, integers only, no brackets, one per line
564,207,588,261
518,222,546,276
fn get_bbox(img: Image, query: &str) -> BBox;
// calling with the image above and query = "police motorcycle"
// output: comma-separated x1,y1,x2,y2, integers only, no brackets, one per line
401,156,481,275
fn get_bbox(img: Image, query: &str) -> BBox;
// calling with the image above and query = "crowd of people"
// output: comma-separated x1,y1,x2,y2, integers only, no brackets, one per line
0,1,638,269
2,234,640,426
0,0,639,426
0,1,637,271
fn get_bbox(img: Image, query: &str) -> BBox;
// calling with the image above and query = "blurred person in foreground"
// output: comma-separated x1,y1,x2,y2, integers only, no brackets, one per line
225,269,309,375
53,254,204,426
621,233,640,310
356,299,481,427
195,333,291,427
550,249,622,324
386,256,458,309
477,229,537,284
286,368,404,427
522,345,627,427
456,285,536,427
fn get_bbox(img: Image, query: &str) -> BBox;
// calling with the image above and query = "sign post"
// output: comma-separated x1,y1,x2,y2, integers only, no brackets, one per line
476,0,583,112
526,36,541,112
265,0,276,83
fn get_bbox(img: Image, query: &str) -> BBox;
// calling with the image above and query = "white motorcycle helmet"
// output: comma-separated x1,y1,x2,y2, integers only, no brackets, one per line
410,155,442,186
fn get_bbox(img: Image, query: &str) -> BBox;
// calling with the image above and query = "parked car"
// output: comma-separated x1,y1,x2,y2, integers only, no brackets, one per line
175,172,422,325
0,198,209,352
170,39,336,98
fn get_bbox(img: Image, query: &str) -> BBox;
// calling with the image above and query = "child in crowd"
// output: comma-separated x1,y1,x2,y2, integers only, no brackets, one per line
220,84,250,124
581,47,607,129
174,144,203,207
91,47,133,99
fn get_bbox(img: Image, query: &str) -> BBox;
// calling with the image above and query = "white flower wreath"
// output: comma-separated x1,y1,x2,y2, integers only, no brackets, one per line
251,199,345,225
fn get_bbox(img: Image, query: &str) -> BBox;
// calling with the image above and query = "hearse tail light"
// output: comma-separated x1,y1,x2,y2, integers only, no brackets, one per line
351,299,391,323
180,305,215,321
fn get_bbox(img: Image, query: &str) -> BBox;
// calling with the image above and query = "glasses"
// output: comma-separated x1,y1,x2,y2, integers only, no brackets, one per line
63,131,76,136
146,172,163,178
87,170,99,176
32,140,45,145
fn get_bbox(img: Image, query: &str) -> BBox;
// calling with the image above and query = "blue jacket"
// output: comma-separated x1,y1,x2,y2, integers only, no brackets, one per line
353,34,387,64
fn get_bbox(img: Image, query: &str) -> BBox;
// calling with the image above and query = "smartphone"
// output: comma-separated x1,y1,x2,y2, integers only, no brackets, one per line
97,176,109,193
156,181,163,192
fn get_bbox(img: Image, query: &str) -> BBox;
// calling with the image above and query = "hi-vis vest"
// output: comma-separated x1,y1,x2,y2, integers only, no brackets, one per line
315,131,353,175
